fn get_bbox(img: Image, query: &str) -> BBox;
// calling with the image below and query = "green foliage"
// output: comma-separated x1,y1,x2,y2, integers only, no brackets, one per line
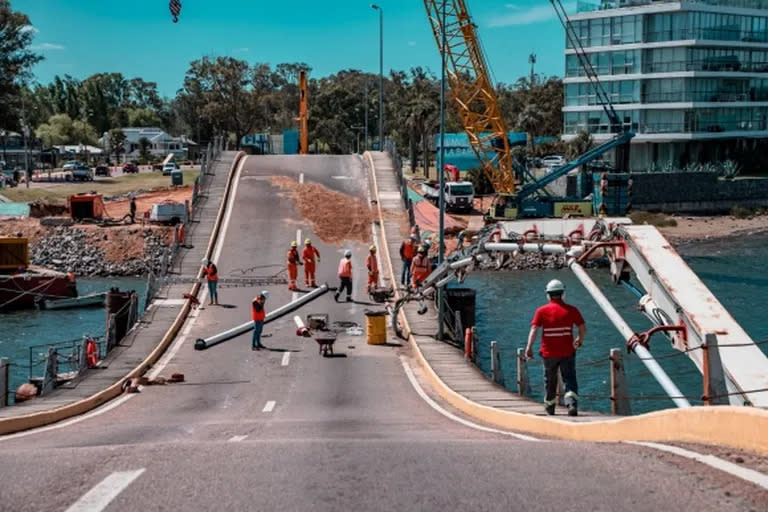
719,160,741,179
629,211,678,227
466,167,494,195
730,206,753,218
35,114,97,146
138,137,152,162
107,128,126,161
126,107,161,128
565,131,593,160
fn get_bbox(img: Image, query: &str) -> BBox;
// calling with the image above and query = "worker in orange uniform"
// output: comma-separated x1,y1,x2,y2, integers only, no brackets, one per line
251,291,269,350
334,249,353,302
366,245,379,293
286,241,302,291
410,246,431,290
525,280,586,417
302,238,321,287
399,234,418,286
201,258,219,305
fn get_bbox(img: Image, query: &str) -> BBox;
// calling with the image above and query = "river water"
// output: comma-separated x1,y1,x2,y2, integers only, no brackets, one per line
462,235,768,415
0,277,147,395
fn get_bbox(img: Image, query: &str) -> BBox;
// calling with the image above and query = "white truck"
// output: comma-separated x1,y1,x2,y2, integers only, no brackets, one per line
421,180,475,212
149,201,188,225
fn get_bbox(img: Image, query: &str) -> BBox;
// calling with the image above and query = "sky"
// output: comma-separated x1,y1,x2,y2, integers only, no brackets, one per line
16,0,573,97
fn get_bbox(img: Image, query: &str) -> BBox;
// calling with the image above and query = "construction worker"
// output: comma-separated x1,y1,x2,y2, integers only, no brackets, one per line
129,196,137,224
302,238,320,287
525,279,586,417
410,245,431,290
366,245,379,293
201,258,219,305
286,241,302,291
399,234,418,286
251,291,269,350
334,249,353,302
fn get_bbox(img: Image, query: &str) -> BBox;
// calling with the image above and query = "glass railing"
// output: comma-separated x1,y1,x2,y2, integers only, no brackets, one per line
644,59,768,72
565,119,768,133
578,0,768,13
646,27,768,43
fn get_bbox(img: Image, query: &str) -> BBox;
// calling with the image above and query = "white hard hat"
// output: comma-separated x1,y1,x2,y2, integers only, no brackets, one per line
546,279,565,293
260,290,269,298
344,249,352,257
201,258,209,266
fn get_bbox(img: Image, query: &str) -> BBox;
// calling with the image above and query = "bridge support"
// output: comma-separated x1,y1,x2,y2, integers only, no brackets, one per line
610,348,631,415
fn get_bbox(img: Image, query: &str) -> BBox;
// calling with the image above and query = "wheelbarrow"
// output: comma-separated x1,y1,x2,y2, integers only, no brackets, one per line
315,332,336,357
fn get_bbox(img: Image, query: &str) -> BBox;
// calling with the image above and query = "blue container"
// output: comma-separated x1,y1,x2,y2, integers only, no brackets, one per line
283,130,299,155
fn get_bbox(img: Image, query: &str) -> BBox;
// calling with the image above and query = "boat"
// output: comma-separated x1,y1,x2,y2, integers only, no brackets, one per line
0,237,78,311
38,291,105,310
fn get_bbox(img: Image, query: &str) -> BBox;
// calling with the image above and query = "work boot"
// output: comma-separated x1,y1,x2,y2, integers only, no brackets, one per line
545,403,555,416
346,296,353,302
568,403,578,417
333,293,339,302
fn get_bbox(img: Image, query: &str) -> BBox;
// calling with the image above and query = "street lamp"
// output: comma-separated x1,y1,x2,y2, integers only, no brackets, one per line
351,125,365,154
437,0,447,340
371,4,384,150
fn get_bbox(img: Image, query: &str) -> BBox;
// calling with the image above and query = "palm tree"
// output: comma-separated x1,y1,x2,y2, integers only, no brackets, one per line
515,104,544,151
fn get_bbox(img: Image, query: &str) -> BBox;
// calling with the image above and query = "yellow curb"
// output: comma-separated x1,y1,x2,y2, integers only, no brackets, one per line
366,151,768,456
0,152,247,436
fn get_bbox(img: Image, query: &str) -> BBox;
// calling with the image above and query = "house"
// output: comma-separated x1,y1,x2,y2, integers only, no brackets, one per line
0,130,42,169
102,127,197,161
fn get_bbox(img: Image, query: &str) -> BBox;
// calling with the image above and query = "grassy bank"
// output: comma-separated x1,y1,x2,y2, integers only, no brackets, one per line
1,169,200,203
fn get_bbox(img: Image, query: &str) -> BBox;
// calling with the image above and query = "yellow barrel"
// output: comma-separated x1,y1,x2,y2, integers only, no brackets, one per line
365,310,387,345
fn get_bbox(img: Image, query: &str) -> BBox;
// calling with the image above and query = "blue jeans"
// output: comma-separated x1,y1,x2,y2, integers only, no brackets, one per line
207,280,218,303
400,259,412,285
252,320,264,348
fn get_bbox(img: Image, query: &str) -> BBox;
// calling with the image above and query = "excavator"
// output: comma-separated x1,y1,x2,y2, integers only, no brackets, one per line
423,0,634,219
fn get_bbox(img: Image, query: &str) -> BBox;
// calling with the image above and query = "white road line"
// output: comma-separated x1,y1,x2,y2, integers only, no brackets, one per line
399,356,540,442
262,400,276,412
299,172,304,184
228,435,248,442
626,441,768,491
281,352,291,366
65,469,145,512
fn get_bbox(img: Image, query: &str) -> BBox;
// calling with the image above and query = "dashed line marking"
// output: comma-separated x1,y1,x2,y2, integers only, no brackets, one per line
65,469,146,512
281,352,291,366
228,435,248,442
262,400,276,413
299,172,304,184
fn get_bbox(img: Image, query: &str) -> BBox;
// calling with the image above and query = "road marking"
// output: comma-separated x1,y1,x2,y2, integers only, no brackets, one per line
262,400,276,412
399,356,540,442
299,172,304,184
331,175,353,180
65,469,145,512
281,352,291,366
228,435,248,442
182,321,193,336
626,441,768,491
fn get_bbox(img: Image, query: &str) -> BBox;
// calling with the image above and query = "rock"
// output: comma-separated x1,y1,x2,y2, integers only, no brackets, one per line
40,216,74,227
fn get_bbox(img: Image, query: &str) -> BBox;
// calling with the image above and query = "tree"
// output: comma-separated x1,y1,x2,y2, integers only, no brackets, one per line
126,107,161,127
35,113,97,146
0,1,43,129
566,131,593,160
516,104,544,150
466,167,494,195
138,137,152,162
107,128,126,163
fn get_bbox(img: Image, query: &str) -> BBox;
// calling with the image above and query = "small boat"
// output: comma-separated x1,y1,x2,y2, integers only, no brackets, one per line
39,292,106,310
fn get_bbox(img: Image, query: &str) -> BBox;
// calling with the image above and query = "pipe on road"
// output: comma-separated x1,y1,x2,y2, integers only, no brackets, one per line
194,284,329,350
568,261,692,409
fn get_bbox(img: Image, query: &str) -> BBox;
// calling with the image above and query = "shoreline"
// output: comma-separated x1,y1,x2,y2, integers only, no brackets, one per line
656,213,768,247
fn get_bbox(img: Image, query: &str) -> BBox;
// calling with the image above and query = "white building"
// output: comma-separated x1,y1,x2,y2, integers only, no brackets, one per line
102,127,195,160
563,0,768,170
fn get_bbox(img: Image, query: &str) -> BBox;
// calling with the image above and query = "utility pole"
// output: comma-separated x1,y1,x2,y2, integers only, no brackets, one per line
529,53,537,88
437,0,447,340
363,81,369,151
371,4,384,150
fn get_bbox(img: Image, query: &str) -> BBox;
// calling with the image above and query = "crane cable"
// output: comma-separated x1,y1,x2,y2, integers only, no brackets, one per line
169,0,182,23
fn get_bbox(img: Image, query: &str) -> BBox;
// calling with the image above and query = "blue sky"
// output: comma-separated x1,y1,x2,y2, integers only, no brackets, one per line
17,0,572,97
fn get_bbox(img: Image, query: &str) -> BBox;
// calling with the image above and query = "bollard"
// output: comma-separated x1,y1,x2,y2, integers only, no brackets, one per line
610,348,632,415
516,348,530,396
0,357,8,407
464,328,472,360
702,333,729,405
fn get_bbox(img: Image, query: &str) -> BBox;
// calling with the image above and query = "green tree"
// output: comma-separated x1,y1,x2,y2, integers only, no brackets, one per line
126,107,161,127
138,136,152,162
515,103,544,150
566,131,594,160
35,113,97,146
466,167,494,195
0,1,43,129
107,128,126,163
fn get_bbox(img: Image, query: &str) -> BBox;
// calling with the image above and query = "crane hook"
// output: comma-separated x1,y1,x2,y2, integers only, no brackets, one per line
169,0,182,23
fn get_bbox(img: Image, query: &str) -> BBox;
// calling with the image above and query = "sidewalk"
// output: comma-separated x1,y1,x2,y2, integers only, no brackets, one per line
367,151,603,422
0,152,239,425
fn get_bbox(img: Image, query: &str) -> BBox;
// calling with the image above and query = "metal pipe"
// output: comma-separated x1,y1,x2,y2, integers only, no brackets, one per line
195,284,329,350
484,242,570,254
569,261,691,408
437,0,447,341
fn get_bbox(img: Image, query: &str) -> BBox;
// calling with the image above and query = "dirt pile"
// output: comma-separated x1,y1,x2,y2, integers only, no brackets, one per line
270,176,373,244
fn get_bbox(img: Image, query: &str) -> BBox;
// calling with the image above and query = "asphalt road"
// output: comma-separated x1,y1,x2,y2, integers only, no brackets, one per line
0,155,765,511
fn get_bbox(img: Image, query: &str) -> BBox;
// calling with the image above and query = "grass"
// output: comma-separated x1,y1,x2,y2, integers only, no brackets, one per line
629,210,678,227
0,169,200,203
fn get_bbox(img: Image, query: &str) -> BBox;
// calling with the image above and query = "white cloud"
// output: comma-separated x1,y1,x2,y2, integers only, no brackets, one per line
489,2,576,27
20,25,39,34
30,43,65,51
233,47,249,53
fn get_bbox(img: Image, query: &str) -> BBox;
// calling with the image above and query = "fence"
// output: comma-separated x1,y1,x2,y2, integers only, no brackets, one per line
384,139,416,225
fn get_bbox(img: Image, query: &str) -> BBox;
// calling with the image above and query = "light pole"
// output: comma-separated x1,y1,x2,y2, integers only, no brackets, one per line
363,80,369,151
371,4,384,150
351,126,365,154
437,0,447,340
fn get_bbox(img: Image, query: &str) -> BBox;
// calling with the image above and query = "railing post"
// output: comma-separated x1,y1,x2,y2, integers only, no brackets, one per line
464,327,472,360
471,327,477,362
516,348,530,396
490,341,503,385
610,348,632,415
454,310,463,346
0,357,8,407
79,336,89,373
702,333,729,405
41,347,57,396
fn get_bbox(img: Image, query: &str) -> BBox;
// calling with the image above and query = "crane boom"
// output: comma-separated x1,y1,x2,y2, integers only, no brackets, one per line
423,0,515,194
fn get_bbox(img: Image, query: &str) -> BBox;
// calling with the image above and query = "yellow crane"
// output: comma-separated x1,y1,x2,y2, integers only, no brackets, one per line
423,0,515,194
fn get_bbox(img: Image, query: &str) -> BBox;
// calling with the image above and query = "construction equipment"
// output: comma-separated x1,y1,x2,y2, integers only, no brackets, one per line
298,70,308,155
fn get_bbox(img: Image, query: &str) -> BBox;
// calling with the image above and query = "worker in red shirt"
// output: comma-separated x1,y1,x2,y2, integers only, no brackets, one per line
286,241,302,291
251,291,268,350
366,245,379,293
410,245,431,290
302,238,320,287
399,234,418,286
334,249,353,302
201,258,219,305
525,279,586,417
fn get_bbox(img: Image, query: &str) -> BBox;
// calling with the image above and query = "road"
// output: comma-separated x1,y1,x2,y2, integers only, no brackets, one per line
0,155,764,511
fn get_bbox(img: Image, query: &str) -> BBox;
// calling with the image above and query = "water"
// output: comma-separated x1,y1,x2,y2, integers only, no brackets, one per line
461,235,768,415
0,277,147,394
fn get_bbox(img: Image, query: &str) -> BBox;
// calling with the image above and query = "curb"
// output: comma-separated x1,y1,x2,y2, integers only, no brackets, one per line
365,151,768,456
0,152,247,436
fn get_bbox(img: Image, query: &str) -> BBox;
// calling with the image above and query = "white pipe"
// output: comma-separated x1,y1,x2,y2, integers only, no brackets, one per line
484,242,568,254
569,261,692,408
194,284,329,350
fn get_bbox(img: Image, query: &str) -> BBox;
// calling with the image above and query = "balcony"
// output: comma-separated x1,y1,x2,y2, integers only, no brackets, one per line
644,59,768,73
565,119,768,134
646,28,768,43
577,0,768,13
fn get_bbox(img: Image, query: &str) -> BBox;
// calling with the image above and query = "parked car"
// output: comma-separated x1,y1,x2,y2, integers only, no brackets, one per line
62,161,80,171
70,165,94,182
94,164,111,177
541,155,566,168
0,170,18,188
162,162,178,176
122,162,139,174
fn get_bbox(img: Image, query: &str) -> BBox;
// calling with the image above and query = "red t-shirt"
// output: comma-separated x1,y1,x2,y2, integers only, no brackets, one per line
531,299,585,358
